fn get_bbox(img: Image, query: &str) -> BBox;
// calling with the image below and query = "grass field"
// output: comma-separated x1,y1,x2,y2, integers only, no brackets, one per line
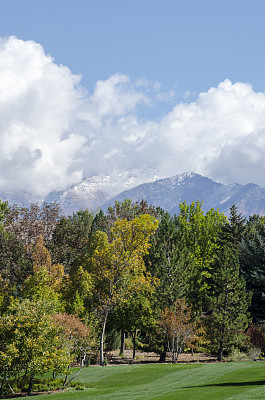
33,362,265,400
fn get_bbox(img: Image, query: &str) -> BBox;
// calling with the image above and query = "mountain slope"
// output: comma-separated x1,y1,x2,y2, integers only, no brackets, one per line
102,172,265,217
2,172,265,217
44,176,111,215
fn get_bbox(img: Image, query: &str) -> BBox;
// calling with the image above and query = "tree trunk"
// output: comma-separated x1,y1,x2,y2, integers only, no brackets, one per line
100,312,108,366
217,340,223,361
28,375,34,396
171,336,176,363
5,378,14,394
64,353,87,386
120,330,125,356
132,330,136,360
159,341,167,362
63,364,70,387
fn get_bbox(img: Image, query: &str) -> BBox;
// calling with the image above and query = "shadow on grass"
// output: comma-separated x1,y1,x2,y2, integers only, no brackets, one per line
184,380,265,389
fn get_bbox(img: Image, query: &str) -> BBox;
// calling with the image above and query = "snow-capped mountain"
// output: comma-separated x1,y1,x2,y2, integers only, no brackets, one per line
44,168,159,215
2,171,265,217
44,176,112,215
102,172,265,217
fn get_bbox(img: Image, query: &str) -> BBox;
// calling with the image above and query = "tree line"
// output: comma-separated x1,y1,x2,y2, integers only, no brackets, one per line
0,199,264,394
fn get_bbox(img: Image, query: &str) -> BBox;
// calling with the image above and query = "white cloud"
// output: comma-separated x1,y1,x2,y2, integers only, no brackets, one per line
1,36,265,199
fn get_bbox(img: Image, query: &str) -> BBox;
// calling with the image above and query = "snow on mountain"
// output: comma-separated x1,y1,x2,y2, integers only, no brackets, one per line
102,172,265,217
2,171,265,218
44,168,159,215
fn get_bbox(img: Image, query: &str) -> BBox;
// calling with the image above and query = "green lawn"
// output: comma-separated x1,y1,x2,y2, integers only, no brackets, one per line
34,362,265,400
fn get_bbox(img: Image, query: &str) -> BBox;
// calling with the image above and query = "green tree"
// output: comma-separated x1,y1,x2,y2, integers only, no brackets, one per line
146,202,226,315
23,236,64,312
61,266,94,318
207,246,251,361
107,199,157,226
0,231,32,292
49,209,95,273
0,299,70,395
145,209,191,309
239,215,265,322
176,201,226,312
113,274,158,358
220,203,246,250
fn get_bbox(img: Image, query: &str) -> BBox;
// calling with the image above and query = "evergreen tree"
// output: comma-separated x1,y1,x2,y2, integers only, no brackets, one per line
220,203,246,250
207,246,251,361
145,210,188,309
239,215,265,322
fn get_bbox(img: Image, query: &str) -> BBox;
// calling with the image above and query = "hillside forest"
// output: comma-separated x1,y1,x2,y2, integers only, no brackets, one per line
0,199,265,395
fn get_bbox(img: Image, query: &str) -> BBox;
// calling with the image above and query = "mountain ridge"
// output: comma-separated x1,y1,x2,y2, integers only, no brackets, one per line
1,172,265,217
102,172,265,217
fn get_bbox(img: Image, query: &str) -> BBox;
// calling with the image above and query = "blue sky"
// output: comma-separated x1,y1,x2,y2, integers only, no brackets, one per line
2,0,265,98
1,0,265,197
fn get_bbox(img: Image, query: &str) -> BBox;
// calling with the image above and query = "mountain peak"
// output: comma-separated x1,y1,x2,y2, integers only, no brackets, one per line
102,172,265,217
1,172,265,217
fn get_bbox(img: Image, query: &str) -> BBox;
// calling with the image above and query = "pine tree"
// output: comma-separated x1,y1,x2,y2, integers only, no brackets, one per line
239,215,265,322
207,246,251,361
220,203,246,250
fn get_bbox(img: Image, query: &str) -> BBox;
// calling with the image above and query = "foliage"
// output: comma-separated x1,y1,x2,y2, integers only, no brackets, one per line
0,299,70,395
176,201,227,313
91,214,159,365
207,246,251,360
61,266,94,318
0,198,261,369
145,209,187,308
0,230,32,288
7,377,85,394
145,202,227,315
239,215,265,322
23,236,64,311
245,324,265,354
220,203,246,249
92,215,159,309
52,313,94,356
160,299,198,363
113,274,158,358
107,199,157,226
51,313,95,385
49,209,95,272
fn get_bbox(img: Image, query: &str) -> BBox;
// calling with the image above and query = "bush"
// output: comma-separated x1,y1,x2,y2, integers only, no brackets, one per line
247,347,262,361
246,324,265,354
3,377,85,395
226,347,248,362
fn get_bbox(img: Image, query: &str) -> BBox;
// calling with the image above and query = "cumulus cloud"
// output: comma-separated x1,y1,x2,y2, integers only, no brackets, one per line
1,36,265,199
0,37,149,197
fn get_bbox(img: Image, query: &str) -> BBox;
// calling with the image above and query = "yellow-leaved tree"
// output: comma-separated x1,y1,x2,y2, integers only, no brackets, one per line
91,214,159,365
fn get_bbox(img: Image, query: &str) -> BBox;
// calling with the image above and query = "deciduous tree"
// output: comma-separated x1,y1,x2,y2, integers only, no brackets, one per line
160,299,198,363
0,300,70,395
91,214,159,365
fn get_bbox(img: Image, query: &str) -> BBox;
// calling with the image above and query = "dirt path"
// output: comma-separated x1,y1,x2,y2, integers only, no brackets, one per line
106,349,217,364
